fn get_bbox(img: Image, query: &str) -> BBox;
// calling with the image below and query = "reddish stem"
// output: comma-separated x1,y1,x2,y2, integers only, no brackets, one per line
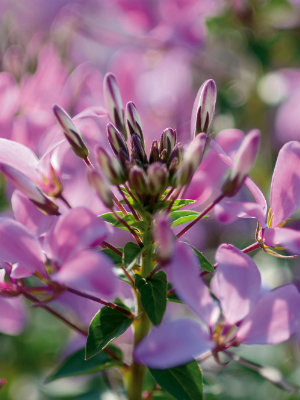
242,241,261,253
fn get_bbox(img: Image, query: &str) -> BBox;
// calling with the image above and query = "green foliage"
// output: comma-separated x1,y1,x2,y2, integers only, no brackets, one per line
46,345,123,382
85,307,134,360
100,212,137,231
170,210,201,227
123,241,141,268
191,247,215,272
135,271,167,325
170,199,195,211
101,248,122,265
150,360,204,400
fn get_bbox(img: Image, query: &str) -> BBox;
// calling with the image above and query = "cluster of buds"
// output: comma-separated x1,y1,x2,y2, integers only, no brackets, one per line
93,74,217,210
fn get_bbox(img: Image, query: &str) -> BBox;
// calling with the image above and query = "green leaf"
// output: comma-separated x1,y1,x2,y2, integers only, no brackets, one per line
123,242,141,267
85,307,134,360
101,248,122,265
191,247,214,272
46,345,123,382
135,271,167,325
169,210,200,227
100,212,137,231
171,199,195,211
150,360,203,400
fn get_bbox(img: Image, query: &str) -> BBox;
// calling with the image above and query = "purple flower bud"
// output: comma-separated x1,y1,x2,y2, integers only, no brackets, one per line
131,133,148,166
175,133,207,186
87,169,113,208
160,128,177,156
149,141,160,163
168,143,183,166
153,212,174,263
147,162,169,195
125,102,144,144
0,164,59,215
107,123,129,159
96,147,125,185
103,73,126,138
191,79,217,137
222,130,261,196
53,105,89,159
129,165,148,195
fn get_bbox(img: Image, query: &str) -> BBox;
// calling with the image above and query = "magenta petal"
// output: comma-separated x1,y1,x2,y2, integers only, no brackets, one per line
170,242,219,326
264,227,300,255
270,141,300,227
236,284,300,344
0,296,27,335
52,250,117,298
0,218,45,278
134,319,212,369
212,244,261,325
214,200,266,225
12,190,56,237
45,207,110,263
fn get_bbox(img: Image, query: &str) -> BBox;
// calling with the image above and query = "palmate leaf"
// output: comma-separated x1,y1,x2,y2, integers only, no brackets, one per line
150,360,204,400
85,307,134,360
46,345,123,382
135,271,167,325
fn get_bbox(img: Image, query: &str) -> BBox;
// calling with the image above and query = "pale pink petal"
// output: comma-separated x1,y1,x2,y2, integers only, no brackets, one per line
0,218,45,278
0,138,39,180
134,319,212,369
0,296,27,335
0,72,20,122
212,244,261,325
45,207,110,263
236,285,300,344
170,242,219,326
11,190,56,237
270,141,300,227
264,227,300,255
52,250,117,298
214,200,266,225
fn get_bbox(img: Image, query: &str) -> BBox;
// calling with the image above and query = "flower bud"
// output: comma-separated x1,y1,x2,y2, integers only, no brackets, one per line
103,73,126,138
149,141,160,163
39,163,63,198
153,212,174,263
222,129,260,196
131,133,147,166
53,105,89,159
88,169,113,208
0,164,59,215
191,79,217,137
107,123,129,159
168,143,183,166
175,133,207,186
125,102,144,144
96,147,125,185
160,128,177,156
147,162,169,195
129,165,148,195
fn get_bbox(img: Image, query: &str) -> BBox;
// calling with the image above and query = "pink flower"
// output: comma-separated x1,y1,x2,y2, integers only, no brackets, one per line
135,242,299,368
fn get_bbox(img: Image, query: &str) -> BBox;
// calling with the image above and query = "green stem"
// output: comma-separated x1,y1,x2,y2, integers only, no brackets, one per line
127,230,153,400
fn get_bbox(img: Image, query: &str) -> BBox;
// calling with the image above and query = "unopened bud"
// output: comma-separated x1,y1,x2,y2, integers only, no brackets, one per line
149,141,160,163
222,130,260,196
103,73,126,138
168,143,183,166
191,79,217,137
88,169,113,208
129,166,148,195
175,133,207,186
0,164,59,215
147,162,169,195
96,147,125,185
153,212,174,263
107,123,129,159
125,102,144,144
39,163,63,198
131,133,147,166
160,128,176,156
53,105,89,159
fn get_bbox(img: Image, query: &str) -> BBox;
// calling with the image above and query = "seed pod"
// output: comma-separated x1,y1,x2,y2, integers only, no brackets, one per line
129,165,148,195
131,133,147,166
149,141,160,163
160,128,176,156
148,162,169,195
53,105,89,159
125,102,144,144
96,147,125,185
